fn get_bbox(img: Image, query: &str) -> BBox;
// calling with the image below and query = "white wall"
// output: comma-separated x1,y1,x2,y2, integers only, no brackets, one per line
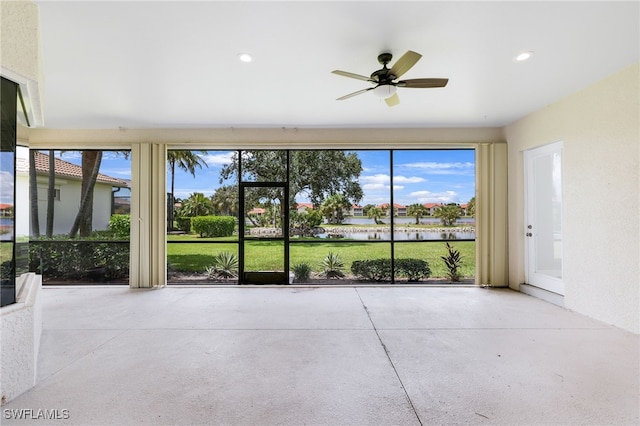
504,63,640,333
35,178,115,235
0,273,43,405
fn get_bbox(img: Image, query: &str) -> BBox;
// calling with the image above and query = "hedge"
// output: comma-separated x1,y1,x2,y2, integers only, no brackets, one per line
191,215,235,238
351,258,431,282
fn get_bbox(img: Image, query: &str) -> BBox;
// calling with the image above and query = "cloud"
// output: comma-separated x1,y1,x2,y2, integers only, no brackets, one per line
201,152,234,166
360,174,390,185
408,189,460,204
393,175,426,184
0,171,14,203
401,161,475,175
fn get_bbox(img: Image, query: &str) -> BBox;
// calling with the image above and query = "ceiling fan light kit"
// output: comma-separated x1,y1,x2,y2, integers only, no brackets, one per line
372,84,396,98
332,50,448,107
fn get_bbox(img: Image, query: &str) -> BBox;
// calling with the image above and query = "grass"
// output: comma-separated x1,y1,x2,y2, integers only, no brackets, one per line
167,237,475,279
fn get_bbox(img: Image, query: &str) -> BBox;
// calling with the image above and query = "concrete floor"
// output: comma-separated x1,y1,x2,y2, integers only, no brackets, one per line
3,286,639,425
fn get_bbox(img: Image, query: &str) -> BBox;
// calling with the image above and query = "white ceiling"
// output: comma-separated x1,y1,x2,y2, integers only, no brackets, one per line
34,1,639,129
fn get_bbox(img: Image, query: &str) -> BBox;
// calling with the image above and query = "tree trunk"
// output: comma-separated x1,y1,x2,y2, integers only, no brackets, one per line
45,150,55,237
69,151,102,238
169,160,175,231
29,150,40,237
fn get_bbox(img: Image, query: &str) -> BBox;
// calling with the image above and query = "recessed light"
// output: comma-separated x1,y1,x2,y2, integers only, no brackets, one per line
515,51,534,62
238,53,253,63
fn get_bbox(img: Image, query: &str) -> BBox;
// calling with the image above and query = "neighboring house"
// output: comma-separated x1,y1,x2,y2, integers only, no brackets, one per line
350,204,363,217
247,207,265,216
0,203,12,217
423,203,442,216
377,203,407,217
295,203,314,214
17,152,130,236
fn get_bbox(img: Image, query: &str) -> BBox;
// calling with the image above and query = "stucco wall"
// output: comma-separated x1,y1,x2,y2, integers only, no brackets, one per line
0,273,43,405
33,179,115,235
504,63,640,333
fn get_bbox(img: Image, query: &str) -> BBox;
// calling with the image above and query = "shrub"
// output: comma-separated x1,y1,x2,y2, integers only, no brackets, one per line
29,237,129,281
350,258,431,282
321,252,345,279
191,216,235,238
441,242,463,282
351,259,392,282
109,214,130,239
395,258,431,282
292,262,312,282
205,251,238,280
175,217,192,233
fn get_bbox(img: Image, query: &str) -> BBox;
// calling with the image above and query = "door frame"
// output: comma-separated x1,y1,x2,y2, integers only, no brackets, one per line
238,181,290,284
524,141,564,295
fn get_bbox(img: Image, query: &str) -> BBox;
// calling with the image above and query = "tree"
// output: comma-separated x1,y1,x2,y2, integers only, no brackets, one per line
29,150,40,237
320,193,350,224
167,151,209,229
45,150,55,237
362,204,376,217
466,196,476,217
179,192,214,217
210,185,238,216
407,203,428,225
220,150,363,209
69,150,103,238
366,206,385,225
433,203,462,227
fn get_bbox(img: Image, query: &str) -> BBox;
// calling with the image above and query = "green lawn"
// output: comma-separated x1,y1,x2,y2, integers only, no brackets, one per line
167,238,475,279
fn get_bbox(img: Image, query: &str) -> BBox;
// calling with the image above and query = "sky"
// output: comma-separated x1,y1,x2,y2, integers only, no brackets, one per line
35,149,476,207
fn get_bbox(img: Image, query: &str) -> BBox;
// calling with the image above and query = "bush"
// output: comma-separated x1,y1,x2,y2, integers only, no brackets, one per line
205,251,238,280
395,258,431,282
292,262,312,282
351,258,431,282
191,216,235,238
351,259,392,282
109,214,130,239
29,237,129,281
175,217,192,233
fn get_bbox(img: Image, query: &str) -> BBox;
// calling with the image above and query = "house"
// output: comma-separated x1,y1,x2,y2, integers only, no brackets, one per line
295,203,314,213
377,203,407,217
1,1,638,413
350,204,363,217
16,151,130,235
423,203,442,216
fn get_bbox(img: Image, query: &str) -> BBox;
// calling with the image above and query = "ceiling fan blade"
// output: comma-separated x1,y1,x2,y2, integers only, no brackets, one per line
389,50,422,79
397,78,449,88
332,70,374,82
337,87,373,100
385,92,400,107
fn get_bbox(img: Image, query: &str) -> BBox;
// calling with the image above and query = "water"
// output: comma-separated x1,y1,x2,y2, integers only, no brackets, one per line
314,231,475,241
344,217,476,225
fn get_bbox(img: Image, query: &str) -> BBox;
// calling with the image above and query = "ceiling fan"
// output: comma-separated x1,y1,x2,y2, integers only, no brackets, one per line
332,50,448,107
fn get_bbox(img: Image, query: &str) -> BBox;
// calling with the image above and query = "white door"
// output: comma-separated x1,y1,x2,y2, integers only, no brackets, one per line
524,142,564,295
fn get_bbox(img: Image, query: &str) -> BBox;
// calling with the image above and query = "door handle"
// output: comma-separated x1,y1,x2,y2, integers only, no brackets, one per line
526,232,533,237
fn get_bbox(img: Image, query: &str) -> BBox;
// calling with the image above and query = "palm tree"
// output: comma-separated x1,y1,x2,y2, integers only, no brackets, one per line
210,185,238,216
433,204,462,227
407,203,428,225
180,192,214,217
167,151,209,229
320,193,350,224
466,196,476,217
29,150,40,237
367,206,385,225
69,150,103,238
45,150,55,237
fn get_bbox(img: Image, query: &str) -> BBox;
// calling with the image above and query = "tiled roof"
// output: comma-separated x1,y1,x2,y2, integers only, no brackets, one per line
33,151,129,187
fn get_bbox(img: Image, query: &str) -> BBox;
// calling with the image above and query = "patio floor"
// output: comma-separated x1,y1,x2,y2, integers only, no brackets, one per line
3,285,638,425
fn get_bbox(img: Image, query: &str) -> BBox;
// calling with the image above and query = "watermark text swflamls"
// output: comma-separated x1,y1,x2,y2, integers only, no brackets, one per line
3,408,70,420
